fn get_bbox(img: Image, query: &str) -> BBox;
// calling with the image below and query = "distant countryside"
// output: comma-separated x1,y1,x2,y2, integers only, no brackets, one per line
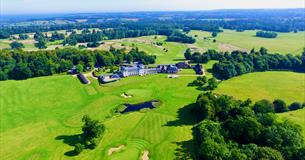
0,5,305,160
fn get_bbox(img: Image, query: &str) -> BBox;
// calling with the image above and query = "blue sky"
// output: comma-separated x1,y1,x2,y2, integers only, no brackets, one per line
1,0,304,14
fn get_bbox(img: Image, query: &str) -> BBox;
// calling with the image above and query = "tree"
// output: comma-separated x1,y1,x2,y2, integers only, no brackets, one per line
10,41,24,49
196,95,216,120
191,76,207,88
223,116,262,144
10,62,33,80
74,143,84,155
212,32,218,37
253,99,274,113
197,120,231,159
184,48,192,60
76,64,83,73
260,121,304,159
254,147,284,160
273,99,288,113
207,78,218,90
81,115,105,148
35,38,47,49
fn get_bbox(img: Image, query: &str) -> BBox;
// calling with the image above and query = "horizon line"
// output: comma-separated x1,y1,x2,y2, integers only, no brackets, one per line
2,7,305,16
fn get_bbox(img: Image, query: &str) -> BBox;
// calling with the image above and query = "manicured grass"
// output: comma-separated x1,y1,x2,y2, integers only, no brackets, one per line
189,30,305,55
0,74,200,159
214,71,305,104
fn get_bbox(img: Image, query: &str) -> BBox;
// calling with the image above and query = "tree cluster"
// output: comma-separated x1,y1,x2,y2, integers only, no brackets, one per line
194,92,305,160
189,76,219,90
212,48,305,79
10,41,24,50
256,31,278,38
0,47,156,80
185,49,222,63
166,31,195,44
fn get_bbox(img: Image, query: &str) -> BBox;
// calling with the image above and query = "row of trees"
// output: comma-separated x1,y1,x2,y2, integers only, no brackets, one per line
184,48,305,80
256,31,278,38
0,47,156,80
253,99,305,114
212,48,305,79
62,28,195,45
194,92,305,160
166,31,195,44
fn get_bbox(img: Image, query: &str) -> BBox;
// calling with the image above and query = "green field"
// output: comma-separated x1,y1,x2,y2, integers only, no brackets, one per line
214,71,305,104
2,29,304,56
0,74,202,160
117,36,187,64
1,29,305,159
189,30,305,54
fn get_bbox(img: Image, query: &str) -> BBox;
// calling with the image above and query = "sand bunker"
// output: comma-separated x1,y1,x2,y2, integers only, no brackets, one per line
108,145,125,156
121,93,132,98
218,43,247,52
141,150,149,160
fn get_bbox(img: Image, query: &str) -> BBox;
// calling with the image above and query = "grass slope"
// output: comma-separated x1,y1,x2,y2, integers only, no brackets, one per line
278,109,305,139
214,71,305,104
0,74,201,160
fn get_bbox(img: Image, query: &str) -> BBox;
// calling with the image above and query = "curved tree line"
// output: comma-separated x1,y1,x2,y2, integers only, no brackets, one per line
185,48,305,80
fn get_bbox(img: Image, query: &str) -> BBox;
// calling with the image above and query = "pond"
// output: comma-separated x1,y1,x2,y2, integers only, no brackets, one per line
121,100,160,113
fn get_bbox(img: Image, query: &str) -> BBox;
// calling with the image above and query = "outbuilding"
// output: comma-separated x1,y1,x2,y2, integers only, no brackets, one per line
77,74,90,84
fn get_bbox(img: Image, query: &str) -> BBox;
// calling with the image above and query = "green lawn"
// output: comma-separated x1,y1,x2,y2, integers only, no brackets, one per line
214,71,305,104
189,30,305,55
0,74,201,160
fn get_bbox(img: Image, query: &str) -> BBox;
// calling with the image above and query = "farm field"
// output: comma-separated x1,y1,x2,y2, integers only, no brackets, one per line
0,74,202,160
2,29,304,56
99,36,188,64
188,30,305,54
214,71,305,104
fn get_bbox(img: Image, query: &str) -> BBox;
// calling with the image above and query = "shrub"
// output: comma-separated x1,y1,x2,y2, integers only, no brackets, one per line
273,99,288,113
288,102,303,111
74,143,84,155
253,99,274,113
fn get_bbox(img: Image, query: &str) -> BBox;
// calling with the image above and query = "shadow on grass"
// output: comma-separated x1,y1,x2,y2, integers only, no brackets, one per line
165,103,197,126
173,58,187,61
187,82,211,91
164,103,200,159
55,134,83,156
174,130,199,160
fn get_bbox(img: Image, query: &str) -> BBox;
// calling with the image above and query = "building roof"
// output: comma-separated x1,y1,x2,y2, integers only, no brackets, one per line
77,74,90,84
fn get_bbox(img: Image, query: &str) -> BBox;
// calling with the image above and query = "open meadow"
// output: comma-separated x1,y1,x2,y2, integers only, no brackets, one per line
2,29,304,56
214,71,305,104
188,30,305,54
